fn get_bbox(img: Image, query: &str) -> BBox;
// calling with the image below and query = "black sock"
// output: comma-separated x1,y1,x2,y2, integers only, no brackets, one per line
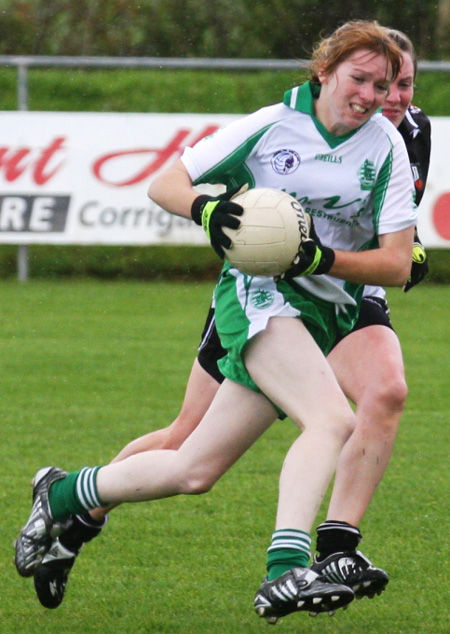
315,520,362,560
59,513,106,554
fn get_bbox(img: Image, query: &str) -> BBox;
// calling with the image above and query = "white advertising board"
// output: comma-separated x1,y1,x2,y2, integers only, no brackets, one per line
415,117,450,247
0,111,237,245
0,111,449,248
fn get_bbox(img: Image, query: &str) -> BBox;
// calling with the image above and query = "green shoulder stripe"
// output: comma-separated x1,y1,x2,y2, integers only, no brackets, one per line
193,122,277,189
339,235,380,333
372,149,393,232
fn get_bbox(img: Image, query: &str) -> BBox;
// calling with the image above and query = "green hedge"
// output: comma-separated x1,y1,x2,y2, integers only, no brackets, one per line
0,245,220,281
1,67,450,115
0,244,448,284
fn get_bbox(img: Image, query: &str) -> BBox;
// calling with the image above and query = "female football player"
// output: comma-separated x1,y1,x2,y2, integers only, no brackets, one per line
17,21,419,623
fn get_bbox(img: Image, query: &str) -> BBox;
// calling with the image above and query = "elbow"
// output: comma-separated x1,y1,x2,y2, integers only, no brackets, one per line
392,259,411,287
147,172,168,204
147,178,158,203
147,176,169,210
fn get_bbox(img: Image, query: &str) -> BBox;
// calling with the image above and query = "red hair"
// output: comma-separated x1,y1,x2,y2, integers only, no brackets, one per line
310,21,403,83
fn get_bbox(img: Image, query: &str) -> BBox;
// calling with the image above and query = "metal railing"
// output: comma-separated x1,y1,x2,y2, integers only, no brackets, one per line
1,55,449,113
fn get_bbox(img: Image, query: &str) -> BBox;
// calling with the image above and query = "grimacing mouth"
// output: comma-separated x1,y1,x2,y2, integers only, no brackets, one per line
351,103,367,114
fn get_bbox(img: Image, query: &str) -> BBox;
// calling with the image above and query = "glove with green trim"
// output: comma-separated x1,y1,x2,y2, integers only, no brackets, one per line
403,231,429,292
280,217,335,279
191,184,248,258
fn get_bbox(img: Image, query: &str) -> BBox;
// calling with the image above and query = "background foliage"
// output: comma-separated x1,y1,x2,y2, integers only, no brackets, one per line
1,0,450,59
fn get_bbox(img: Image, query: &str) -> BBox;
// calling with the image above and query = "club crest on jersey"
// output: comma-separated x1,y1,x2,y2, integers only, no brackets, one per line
271,149,301,175
250,289,275,309
358,159,376,190
411,164,424,192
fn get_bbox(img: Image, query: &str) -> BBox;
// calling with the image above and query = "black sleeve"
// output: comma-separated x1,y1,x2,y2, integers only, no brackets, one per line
398,107,431,207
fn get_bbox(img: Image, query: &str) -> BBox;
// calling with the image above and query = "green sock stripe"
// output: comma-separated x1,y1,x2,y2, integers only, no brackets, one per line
266,529,312,580
76,467,103,510
49,467,105,523
268,529,312,553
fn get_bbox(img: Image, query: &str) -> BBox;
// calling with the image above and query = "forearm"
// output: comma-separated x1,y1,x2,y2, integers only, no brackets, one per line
329,247,411,287
147,159,198,219
327,225,415,287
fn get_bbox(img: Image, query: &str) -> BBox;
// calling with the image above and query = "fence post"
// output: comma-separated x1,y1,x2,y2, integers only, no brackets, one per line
17,63,29,281
17,245,29,282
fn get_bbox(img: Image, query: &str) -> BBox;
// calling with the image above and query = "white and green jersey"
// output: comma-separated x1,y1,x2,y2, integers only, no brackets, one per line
181,82,417,332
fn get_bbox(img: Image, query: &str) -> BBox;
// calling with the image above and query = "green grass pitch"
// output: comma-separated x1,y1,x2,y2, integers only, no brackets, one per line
1,279,448,633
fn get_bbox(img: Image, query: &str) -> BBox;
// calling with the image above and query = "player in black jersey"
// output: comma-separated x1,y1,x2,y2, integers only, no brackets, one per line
31,28,430,611
398,104,431,291
399,104,431,208
312,27,431,589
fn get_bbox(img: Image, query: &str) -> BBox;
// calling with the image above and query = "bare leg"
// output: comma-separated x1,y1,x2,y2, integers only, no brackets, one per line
326,325,407,525
94,317,355,537
112,359,220,459
244,317,356,533
89,359,220,521
31,359,225,610
30,317,358,618
96,380,278,503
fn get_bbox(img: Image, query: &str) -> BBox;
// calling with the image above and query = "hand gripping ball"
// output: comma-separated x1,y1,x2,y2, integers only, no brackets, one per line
223,187,311,276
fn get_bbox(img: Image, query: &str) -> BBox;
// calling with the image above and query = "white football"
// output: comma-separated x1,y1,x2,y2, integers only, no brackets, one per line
223,187,310,276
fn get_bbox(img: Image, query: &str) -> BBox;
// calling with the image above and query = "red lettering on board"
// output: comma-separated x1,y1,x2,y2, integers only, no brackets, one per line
0,137,66,185
92,125,220,187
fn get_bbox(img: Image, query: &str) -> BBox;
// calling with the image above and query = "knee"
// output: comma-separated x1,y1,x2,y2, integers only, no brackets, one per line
160,422,186,450
370,373,408,416
150,417,196,452
332,410,357,444
356,374,408,438
181,469,216,495
306,408,356,446
381,375,408,412
176,459,219,495
163,409,204,450
125,426,174,454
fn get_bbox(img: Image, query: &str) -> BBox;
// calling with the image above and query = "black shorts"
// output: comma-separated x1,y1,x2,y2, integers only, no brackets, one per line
197,304,227,384
197,295,393,383
331,296,393,349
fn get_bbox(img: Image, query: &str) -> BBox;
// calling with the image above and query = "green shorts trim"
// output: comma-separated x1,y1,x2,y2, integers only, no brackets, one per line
214,269,339,395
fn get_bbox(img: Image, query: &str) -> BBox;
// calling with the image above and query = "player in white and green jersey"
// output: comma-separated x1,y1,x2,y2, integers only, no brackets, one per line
16,21,417,624
182,79,416,349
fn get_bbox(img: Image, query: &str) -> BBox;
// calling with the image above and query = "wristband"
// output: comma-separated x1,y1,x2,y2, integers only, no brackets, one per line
200,201,220,239
191,195,212,226
313,245,335,274
301,247,324,276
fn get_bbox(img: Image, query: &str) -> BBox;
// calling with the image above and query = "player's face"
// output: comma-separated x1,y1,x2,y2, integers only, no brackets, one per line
316,49,392,136
382,52,415,128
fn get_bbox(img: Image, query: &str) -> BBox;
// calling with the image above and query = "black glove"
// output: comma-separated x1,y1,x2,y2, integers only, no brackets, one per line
280,217,335,279
403,231,429,292
191,184,248,258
